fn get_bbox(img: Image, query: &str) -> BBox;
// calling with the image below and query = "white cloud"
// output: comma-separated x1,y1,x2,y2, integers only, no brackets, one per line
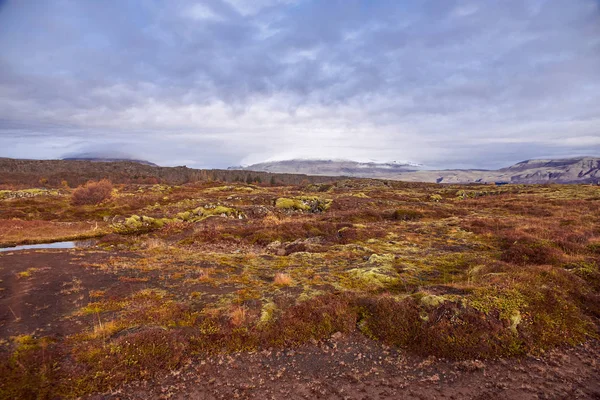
222,0,298,17
184,3,224,21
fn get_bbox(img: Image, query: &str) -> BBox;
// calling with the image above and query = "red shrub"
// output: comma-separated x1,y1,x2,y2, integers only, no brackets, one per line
71,179,113,205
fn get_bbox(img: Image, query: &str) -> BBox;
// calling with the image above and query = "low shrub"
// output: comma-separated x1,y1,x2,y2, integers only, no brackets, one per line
71,179,113,206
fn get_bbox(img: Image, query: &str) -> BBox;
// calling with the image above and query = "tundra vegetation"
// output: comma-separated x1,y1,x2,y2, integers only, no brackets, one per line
0,178,599,398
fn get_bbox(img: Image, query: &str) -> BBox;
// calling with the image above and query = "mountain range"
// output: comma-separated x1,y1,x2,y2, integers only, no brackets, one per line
1,156,598,186
241,156,600,184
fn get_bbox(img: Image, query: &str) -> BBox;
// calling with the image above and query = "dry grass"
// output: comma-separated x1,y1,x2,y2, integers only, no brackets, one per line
229,305,248,326
274,272,293,286
0,220,108,247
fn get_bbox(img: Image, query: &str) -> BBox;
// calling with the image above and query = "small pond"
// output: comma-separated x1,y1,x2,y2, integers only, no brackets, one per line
0,241,81,253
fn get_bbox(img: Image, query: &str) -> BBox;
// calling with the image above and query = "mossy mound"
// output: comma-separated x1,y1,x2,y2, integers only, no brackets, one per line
275,197,332,213
276,198,310,211
346,254,400,289
113,215,169,234
177,205,244,221
420,294,447,307
0,189,61,199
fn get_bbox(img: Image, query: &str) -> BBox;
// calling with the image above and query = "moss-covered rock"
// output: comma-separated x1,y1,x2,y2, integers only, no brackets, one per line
113,215,168,234
420,294,447,307
276,198,310,211
176,211,193,221
275,197,332,212
346,254,400,289
172,205,244,222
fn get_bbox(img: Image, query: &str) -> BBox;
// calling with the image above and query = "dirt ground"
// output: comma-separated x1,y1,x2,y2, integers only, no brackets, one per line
86,334,600,400
0,249,140,340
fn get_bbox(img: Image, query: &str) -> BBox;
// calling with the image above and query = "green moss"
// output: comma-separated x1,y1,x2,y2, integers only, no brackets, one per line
569,261,598,280
420,294,447,307
467,287,525,321
587,242,600,255
12,334,40,353
275,197,332,212
276,198,310,211
17,268,38,278
259,301,277,326
78,300,126,315
509,310,522,334
174,205,243,221
176,211,193,221
346,254,400,289
297,287,326,302
367,253,395,265
204,205,237,216
113,215,169,234
0,188,61,200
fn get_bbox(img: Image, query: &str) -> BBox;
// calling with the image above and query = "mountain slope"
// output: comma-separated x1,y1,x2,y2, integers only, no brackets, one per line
237,159,418,178
62,157,158,166
242,157,600,184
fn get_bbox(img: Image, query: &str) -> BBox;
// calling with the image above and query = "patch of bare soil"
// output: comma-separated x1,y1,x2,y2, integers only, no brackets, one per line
0,250,133,339
89,335,600,400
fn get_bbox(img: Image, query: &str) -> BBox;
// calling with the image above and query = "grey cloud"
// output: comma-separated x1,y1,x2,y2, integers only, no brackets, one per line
0,0,599,168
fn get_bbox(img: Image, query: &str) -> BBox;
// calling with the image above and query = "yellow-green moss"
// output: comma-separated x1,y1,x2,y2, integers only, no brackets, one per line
420,294,447,307
430,194,443,202
17,268,38,279
0,188,61,200
467,288,525,321
113,215,168,234
346,254,400,289
259,301,277,326
275,197,332,212
276,198,310,211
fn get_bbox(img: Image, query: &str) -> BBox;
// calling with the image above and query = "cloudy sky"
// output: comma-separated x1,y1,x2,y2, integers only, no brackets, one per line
0,0,599,169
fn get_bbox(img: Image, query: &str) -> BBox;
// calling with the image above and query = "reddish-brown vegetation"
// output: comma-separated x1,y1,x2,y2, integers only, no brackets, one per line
1,180,599,398
71,179,113,206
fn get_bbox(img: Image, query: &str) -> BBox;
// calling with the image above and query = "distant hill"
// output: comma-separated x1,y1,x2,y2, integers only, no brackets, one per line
242,157,600,184
62,157,158,166
0,158,338,188
237,159,420,177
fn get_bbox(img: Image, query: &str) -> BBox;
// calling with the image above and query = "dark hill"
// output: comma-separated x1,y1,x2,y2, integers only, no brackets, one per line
0,158,338,188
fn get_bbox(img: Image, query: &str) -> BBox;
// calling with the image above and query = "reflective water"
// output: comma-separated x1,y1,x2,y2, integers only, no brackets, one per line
0,241,78,253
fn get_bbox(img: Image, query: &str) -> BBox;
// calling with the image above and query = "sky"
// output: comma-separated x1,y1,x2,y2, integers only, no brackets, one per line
0,0,599,169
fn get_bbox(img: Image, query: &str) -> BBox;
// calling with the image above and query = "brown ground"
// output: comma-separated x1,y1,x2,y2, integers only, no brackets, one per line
0,249,136,340
89,335,600,400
